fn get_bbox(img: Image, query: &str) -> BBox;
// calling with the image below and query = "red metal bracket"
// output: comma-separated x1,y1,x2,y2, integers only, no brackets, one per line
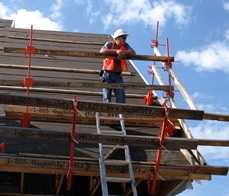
144,90,156,106
148,101,175,194
67,96,78,191
0,143,5,153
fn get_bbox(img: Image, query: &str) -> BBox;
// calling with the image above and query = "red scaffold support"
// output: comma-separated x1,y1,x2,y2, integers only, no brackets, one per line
148,101,175,195
147,21,175,195
0,143,5,153
22,25,36,128
67,96,78,191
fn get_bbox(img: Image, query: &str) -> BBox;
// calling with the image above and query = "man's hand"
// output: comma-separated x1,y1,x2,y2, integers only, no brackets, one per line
116,49,127,59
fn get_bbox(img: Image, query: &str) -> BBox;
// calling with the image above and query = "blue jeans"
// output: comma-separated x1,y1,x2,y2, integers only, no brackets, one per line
102,71,125,103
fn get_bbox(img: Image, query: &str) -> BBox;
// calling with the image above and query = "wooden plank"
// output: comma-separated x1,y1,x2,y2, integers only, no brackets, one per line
5,105,165,127
0,86,145,98
0,93,205,120
8,35,105,45
204,112,229,121
3,47,175,62
0,154,227,177
1,27,110,39
0,126,229,149
0,63,134,76
0,79,172,91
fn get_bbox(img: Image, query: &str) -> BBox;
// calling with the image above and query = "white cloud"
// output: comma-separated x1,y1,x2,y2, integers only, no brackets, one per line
50,0,64,20
191,121,229,160
176,39,229,73
0,2,10,18
102,0,190,29
224,0,229,11
191,92,228,113
225,29,229,40
0,2,62,30
11,9,62,30
197,102,228,113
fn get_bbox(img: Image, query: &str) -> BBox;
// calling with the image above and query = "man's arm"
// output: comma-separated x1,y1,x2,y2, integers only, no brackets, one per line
116,43,136,58
100,42,117,55
100,41,136,58
100,46,117,55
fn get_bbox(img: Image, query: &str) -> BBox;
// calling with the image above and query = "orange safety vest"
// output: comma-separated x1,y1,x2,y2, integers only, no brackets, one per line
102,42,128,72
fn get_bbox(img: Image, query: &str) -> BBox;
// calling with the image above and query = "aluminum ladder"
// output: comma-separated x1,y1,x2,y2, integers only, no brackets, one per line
95,112,138,196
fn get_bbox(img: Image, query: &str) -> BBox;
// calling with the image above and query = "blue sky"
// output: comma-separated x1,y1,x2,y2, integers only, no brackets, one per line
0,0,229,195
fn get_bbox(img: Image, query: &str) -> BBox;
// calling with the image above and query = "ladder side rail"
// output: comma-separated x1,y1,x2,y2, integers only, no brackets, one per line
119,113,138,196
96,112,109,196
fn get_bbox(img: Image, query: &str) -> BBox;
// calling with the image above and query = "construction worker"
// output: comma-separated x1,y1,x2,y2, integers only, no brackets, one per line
100,28,136,103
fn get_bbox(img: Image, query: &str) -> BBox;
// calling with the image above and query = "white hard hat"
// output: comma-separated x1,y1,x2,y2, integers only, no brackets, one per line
112,28,128,39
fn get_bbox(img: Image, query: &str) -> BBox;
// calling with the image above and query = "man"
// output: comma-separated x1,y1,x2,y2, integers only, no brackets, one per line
100,28,136,103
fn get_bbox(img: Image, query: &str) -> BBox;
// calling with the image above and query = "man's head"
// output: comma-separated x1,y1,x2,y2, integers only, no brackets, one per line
112,28,128,45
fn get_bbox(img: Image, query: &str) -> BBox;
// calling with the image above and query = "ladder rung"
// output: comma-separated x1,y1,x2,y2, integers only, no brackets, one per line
100,116,124,121
101,130,123,135
103,144,126,149
107,177,131,183
109,195,122,196
104,160,129,166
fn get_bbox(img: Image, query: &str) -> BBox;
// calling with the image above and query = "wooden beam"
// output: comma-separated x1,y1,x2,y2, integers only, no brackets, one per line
0,93,205,120
0,86,145,98
7,35,105,45
3,47,175,62
0,63,134,76
204,112,229,122
1,126,229,149
0,154,227,178
0,79,172,92
6,110,163,127
5,105,172,127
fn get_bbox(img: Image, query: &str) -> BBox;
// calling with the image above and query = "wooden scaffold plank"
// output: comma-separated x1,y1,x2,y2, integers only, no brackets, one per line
0,93,205,120
0,86,145,98
0,154,227,179
1,94,229,121
3,47,175,62
0,63,134,76
5,105,167,127
0,79,173,92
0,126,229,149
